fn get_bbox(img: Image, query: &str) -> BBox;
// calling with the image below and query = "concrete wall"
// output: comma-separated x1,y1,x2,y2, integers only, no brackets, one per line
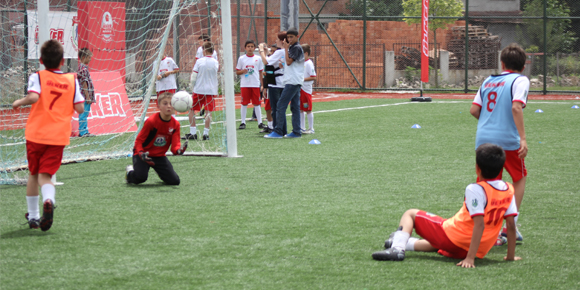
463,0,519,12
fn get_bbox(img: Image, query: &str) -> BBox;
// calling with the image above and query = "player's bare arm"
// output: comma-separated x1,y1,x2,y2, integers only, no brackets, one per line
12,92,40,109
304,76,316,82
470,104,481,119
163,69,179,78
258,43,268,65
457,215,484,268
236,69,248,75
74,102,85,114
512,102,527,159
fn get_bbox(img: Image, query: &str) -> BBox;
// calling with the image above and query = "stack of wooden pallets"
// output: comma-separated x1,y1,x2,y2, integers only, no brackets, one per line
447,25,501,69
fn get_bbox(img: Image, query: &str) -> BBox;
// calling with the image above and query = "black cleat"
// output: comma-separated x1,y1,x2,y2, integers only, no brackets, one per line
385,226,402,249
258,123,266,129
39,199,54,232
260,127,272,133
202,134,209,140
25,213,40,229
372,248,405,261
238,123,246,130
182,133,198,140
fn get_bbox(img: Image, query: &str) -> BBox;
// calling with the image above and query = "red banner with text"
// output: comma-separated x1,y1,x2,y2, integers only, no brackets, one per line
71,72,137,136
421,0,430,83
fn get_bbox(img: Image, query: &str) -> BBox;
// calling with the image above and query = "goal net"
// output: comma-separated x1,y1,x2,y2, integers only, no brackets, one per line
0,0,235,185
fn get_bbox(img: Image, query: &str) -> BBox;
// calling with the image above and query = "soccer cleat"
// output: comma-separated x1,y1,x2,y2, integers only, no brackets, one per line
372,248,405,261
384,232,396,249
258,123,266,129
500,226,524,242
494,236,507,246
125,165,134,183
24,213,40,229
284,132,301,138
260,127,272,133
39,199,54,232
80,133,96,137
303,129,315,134
264,132,283,139
182,133,198,140
238,123,246,130
202,134,209,140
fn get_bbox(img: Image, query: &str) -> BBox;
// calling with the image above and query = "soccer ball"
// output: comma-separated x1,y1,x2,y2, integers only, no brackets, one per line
171,91,192,113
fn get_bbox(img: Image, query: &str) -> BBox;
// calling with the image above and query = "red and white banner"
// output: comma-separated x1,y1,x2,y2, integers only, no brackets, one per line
77,1,126,79
421,0,430,83
27,11,78,59
71,72,137,136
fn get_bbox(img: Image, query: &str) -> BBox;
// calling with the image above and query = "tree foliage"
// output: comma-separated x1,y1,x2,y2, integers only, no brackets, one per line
518,0,577,53
401,0,463,29
345,0,404,19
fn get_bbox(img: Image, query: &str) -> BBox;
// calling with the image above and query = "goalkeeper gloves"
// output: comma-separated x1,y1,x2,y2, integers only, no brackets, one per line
139,151,155,166
176,141,188,155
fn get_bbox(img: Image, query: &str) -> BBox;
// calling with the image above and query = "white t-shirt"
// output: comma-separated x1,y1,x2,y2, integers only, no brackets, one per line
266,49,285,88
27,71,85,104
236,54,263,88
196,46,218,60
464,180,518,217
473,71,529,108
193,56,219,96
154,57,179,92
302,59,316,94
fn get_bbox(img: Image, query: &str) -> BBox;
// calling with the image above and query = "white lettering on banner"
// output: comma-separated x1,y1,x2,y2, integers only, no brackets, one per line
90,93,127,119
422,0,429,57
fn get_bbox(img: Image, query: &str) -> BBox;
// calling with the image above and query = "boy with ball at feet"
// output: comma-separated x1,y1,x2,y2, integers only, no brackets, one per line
126,92,187,185
372,144,521,268
12,39,86,231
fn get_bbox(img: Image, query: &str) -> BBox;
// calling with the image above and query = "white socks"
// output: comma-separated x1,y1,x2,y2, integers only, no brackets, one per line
254,106,262,123
307,113,314,130
240,106,247,123
190,126,197,135
26,196,40,220
392,230,410,250
406,237,419,251
268,121,273,129
204,128,210,135
300,111,306,130
300,112,314,131
41,184,55,204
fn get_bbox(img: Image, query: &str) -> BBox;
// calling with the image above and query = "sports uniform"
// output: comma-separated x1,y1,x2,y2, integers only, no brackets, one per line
236,53,264,128
128,113,182,185
300,58,316,133
472,72,529,182
155,56,179,97
26,69,85,175
195,46,218,61
192,56,219,111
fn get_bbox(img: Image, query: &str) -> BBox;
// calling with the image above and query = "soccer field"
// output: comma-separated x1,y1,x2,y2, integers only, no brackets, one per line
1,97,579,289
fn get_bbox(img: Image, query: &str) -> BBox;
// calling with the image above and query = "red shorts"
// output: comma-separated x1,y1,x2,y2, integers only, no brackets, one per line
264,98,271,111
415,211,469,259
192,94,216,111
300,90,312,112
241,87,261,106
26,140,65,176
477,150,527,183
156,89,176,98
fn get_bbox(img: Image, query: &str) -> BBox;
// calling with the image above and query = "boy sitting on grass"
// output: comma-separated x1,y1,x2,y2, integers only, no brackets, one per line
126,92,187,185
372,143,522,268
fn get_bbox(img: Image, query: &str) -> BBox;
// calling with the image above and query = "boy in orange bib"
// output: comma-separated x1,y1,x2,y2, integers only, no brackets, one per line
12,39,85,231
372,143,522,268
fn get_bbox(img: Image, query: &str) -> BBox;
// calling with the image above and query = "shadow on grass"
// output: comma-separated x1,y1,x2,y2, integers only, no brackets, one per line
411,252,502,267
0,228,54,239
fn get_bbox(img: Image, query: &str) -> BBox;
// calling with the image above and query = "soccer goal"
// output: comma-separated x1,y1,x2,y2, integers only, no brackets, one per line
0,0,237,185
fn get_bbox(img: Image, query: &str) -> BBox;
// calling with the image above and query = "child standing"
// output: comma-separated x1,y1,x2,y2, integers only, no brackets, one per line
186,41,219,140
469,43,529,243
300,44,316,134
155,54,179,98
235,40,264,129
126,92,187,185
12,39,85,231
259,34,286,134
77,47,96,137
372,144,521,268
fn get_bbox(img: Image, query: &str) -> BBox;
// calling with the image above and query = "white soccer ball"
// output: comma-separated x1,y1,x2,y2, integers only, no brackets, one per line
171,91,192,113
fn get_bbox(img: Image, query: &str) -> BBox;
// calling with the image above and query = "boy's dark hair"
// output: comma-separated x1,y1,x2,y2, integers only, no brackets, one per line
287,28,299,36
476,143,506,179
244,40,256,48
78,47,92,60
301,44,310,55
501,43,527,72
203,41,214,54
198,33,210,41
277,31,287,41
40,39,64,69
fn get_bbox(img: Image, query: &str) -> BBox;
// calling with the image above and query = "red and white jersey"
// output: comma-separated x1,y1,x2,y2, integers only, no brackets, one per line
193,56,219,96
196,46,218,60
133,113,181,157
302,59,316,94
27,70,84,104
155,57,179,92
473,71,529,108
236,54,263,88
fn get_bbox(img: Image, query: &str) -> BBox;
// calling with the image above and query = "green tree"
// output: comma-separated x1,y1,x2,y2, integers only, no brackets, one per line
402,0,463,87
518,0,577,53
345,0,404,19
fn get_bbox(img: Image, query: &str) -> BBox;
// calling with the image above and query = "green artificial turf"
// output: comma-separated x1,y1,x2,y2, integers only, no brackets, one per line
1,98,579,289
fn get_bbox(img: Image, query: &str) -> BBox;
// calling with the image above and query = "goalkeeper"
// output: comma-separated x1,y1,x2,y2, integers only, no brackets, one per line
126,92,187,185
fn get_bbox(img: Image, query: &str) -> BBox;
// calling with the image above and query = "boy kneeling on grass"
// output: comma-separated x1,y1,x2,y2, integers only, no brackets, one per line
372,143,522,268
126,92,187,185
